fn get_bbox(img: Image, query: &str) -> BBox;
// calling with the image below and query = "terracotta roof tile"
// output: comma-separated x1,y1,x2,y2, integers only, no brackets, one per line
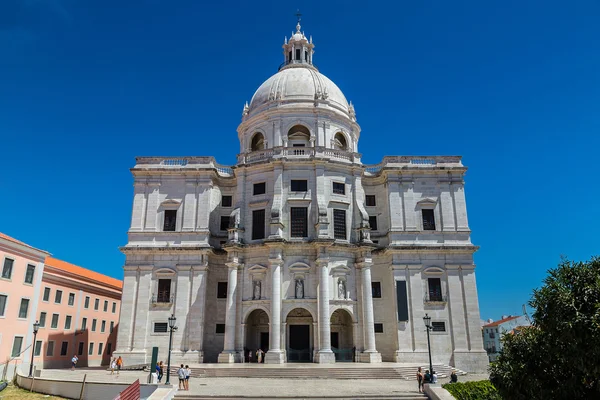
483,316,519,328
45,256,123,289
0,232,50,254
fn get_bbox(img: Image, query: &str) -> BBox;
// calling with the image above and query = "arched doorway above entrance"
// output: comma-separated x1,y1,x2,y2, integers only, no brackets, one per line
245,309,269,363
285,308,314,362
330,309,354,362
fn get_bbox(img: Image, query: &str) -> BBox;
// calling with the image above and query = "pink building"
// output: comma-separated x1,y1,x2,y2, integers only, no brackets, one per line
0,233,122,379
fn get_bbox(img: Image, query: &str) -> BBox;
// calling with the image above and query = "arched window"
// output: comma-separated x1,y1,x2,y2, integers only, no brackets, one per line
287,125,311,147
251,133,265,151
333,132,348,150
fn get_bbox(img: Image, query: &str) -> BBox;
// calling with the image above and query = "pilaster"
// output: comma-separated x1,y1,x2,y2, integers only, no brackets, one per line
314,247,335,363
186,259,208,363
144,182,160,231
131,266,153,362
356,249,382,363
265,248,285,363
218,253,242,363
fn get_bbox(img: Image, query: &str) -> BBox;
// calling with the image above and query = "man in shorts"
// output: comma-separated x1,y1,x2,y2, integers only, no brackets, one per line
177,364,186,390
71,355,78,371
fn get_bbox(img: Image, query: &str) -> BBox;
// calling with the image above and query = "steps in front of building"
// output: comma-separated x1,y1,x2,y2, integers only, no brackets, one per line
174,395,428,400
168,364,463,380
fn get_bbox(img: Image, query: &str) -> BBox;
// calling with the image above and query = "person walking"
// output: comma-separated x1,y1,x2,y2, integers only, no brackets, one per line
116,356,123,375
110,358,116,375
71,355,78,371
156,361,164,383
177,364,186,390
416,367,424,393
185,365,191,390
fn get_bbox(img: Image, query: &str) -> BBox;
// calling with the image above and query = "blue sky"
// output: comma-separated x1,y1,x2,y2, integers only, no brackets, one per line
1,0,598,321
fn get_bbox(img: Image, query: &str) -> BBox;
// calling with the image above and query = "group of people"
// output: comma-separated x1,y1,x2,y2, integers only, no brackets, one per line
416,367,458,393
177,364,192,390
248,348,265,363
110,356,123,375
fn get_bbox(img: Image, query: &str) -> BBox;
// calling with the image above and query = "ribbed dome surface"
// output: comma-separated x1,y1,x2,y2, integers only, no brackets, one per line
248,65,349,115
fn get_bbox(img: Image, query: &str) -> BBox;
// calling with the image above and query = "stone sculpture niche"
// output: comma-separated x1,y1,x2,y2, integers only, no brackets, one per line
338,278,347,299
295,279,304,299
252,280,262,300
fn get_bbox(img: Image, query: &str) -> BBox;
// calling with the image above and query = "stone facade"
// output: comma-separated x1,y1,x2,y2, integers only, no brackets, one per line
114,21,489,372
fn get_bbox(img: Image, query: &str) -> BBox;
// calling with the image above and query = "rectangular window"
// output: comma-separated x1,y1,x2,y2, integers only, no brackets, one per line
154,322,168,333
11,336,23,357
422,209,436,230
221,195,232,207
84,296,90,309
0,294,7,317
39,312,47,327
24,264,35,284
46,341,54,357
107,343,112,356
157,279,171,303
51,313,59,329
396,281,409,321
365,195,376,207
428,278,443,302
60,341,68,356
252,209,265,240
43,287,50,302
103,300,108,312
65,315,72,330
220,216,231,231
94,298,99,310
68,293,75,306
332,182,345,195
216,324,225,334
88,343,94,355
253,182,266,195
34,340,42,356
110,321,114,333
369,216,378,231
81,317,87,330
2,258,14,279
92,319,97,332
78,342,84,356
101,320,106,333
217,282,228,298
290,207,308,237
371,282,382,299
333,209,347,240
432,322,446,332
55,290,62,304
295,48,301,60
374,323,384,333
112,302,117,313
98,342,103,355
19,298,30,318
291,180,308,192
163,209,177,231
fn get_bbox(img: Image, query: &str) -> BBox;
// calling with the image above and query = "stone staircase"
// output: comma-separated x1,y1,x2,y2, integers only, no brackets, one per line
168,364,465,380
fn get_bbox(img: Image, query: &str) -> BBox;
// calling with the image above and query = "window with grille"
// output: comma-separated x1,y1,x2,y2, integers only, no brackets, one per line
81,317,87,330
110,321,114,333
2,258,14,279
428,278,443,301
11,336,23,357
65,315,72,330
290,207,308,237
220,216,231,231
43,287,50,302
222,195,232,207
216,324,225,334
51,313,59,328
88,343,94,355
92,319,97,332
154,322,168,333
157,279,171,302
365,195,376,207
432,322,446,332
217,282,228,298
68,293,75,306
84,296,90,309
112,302,117,313
60,341,68,356
333,209,347,239
24,264,35,284
98,342,103,355
422,209,436,230
104,300,108,312
163,210,177,231
47,341,55,356
55,290,62,304
291,180,308,192
374,323,384,333
34,341,42,356
253,182,266,195
39,312,46,327
252,209,265,240
332,182,345,195
369,216,378,231
19,298,30,318
371,282,382,298
94,298,99,310
101,320,106,333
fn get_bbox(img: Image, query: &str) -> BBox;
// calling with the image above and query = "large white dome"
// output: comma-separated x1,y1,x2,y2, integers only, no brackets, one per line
247,65,350,117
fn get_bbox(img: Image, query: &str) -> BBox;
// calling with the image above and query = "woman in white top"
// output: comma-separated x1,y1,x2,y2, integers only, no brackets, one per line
185,365,191,390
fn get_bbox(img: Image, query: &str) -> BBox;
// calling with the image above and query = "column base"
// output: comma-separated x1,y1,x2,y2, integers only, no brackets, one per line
264,351,285,364
218,352,242,363
359,351,382,363
314,350,336,363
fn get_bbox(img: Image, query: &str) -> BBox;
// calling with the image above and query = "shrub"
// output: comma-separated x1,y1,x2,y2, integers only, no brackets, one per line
442,380,502,400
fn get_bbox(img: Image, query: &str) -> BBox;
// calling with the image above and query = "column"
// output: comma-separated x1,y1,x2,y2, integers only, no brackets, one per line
315,257,335,363
187,261,208,363
357,252,382,363
265,252,285,363
218,259,241,363
235,266,244,354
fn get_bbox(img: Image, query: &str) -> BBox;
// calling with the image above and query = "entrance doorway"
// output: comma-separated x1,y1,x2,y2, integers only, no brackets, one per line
331,309,354,362
331,332,339,349
260,332,269,353
245,309,269,363
286,308,313,362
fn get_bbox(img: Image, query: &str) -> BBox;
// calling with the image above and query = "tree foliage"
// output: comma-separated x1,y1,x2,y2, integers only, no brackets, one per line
443,381,501,400
490,257,600,399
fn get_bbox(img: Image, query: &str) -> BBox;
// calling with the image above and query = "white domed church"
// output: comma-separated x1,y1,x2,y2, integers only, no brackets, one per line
114,21,489,372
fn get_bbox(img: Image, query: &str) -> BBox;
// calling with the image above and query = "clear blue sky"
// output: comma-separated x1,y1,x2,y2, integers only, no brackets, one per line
1,0,598,321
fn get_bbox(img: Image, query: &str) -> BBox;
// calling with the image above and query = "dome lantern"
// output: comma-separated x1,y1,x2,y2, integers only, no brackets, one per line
280,13,315,70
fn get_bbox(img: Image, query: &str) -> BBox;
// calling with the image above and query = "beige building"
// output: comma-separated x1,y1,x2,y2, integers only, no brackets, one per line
114,21,488,372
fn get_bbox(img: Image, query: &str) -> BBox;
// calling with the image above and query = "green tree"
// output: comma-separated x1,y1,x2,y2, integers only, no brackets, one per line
490,257,600,399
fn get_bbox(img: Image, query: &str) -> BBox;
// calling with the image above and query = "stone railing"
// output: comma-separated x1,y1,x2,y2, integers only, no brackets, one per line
134,157,234,177
237,146,359,164
363,156,463,176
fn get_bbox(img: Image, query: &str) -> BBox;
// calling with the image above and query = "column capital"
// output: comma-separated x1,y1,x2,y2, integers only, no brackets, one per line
225,261,243,270
315,257,330,267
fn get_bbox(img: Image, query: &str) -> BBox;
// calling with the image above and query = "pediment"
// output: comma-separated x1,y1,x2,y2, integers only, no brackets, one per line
161,199,181,207
416,197,437,206
423,266,445,275
248,264,268,274
331,264,351,274
289,263,310,272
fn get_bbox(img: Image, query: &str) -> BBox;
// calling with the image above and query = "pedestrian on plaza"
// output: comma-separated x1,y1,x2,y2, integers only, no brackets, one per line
248,350,253,363
177,364,186,390
110,358,117,375
71,355,78,371
450,369,458,383
185,365,191,390
416,367,424,393
116,356,123,374
424,369,431,384
156,361,164,383
256,348,264,363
